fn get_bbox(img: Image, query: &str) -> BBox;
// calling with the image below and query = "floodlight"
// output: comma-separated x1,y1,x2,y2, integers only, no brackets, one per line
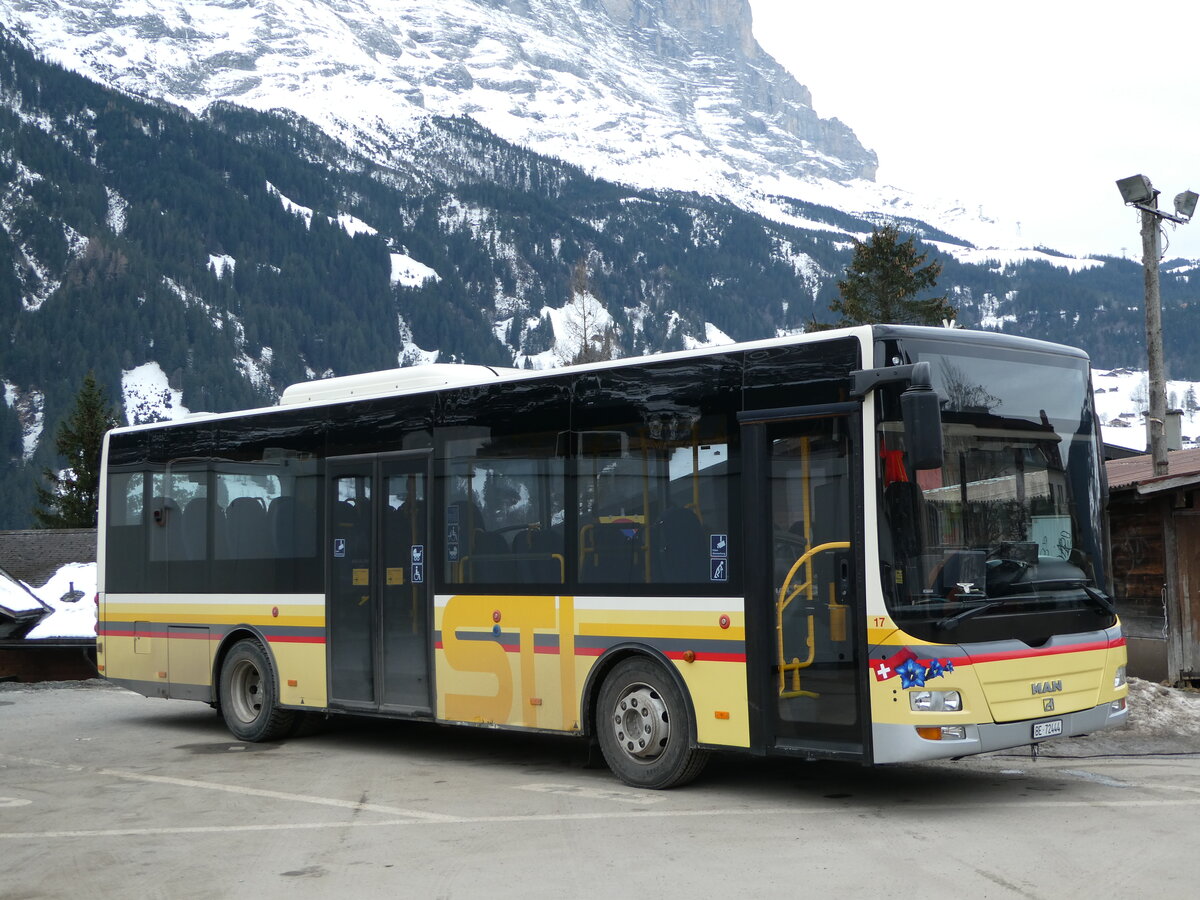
1117,174,1155,205
1174,190,1199,220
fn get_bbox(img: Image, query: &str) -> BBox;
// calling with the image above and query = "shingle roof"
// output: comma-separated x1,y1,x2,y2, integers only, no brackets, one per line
1106,448,1200,492
0,529,97,588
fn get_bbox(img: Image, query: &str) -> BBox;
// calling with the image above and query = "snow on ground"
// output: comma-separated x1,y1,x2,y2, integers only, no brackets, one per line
927,242,1107,274
519,292,618,369
397,315,439,366
121,361,191,425
24,563,96,640
332,212,378,238
266,181,314,228
683,322,735,350
1093,368,1200,452
266,182,381,239
1124,678,1200,737
105,186,127,235
390,252,440,286
2,380,44,460
208,253,236,279
1,567,46,614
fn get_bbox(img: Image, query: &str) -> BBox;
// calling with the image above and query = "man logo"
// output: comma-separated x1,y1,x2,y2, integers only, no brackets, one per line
1043,698,1055,712
1031,680,1063,695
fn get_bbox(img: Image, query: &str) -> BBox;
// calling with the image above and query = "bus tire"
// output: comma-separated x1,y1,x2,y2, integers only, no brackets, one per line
596,657,709,789
218,639,295,742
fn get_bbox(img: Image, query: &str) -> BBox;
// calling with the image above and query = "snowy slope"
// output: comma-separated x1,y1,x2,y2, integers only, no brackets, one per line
0,0,1034,253
1094,368,1200,452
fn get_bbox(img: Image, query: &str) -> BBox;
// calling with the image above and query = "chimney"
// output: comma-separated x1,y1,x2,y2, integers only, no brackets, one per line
1145,409,1184,452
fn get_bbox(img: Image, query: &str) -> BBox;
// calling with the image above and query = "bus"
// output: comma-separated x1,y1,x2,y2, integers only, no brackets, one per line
97,324,1129,788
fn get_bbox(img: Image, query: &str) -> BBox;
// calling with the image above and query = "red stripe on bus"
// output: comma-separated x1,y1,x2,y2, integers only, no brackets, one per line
964,638,1120,666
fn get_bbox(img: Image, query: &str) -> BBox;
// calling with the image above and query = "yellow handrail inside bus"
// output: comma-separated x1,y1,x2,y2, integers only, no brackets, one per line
776,540,851,698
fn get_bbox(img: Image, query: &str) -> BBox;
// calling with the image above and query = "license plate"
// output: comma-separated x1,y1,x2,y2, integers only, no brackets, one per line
1033,719,1063,740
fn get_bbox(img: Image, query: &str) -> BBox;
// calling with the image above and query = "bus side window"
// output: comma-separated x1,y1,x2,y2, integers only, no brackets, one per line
440,429,565,587
105,470,149,592
578,426,731,588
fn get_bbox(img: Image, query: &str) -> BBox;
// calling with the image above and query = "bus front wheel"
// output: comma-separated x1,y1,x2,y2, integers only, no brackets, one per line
218,639,295,742
596,657,708,789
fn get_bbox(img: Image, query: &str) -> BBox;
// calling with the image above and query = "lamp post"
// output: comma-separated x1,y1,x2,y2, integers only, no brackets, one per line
1116,175,1198,477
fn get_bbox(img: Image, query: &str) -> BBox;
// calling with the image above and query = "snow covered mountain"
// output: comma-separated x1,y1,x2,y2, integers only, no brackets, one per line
0,0,872,179
5,0,1200,529
0,0,1017,244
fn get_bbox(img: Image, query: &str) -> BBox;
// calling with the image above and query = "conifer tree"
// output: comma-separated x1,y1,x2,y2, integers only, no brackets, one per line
32,371,119,528
822,225,957,327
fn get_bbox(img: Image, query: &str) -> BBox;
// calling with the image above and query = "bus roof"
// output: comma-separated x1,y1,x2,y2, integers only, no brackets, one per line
105,324,1089,436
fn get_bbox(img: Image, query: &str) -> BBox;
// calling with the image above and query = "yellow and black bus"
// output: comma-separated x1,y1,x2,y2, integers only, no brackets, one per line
98,325,1128,788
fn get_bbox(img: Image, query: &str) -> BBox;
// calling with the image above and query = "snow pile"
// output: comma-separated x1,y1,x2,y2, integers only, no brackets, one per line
25,562,96,640
1124,678,1200,737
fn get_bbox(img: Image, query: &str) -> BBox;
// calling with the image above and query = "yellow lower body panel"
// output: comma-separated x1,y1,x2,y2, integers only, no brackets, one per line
434,594,750,749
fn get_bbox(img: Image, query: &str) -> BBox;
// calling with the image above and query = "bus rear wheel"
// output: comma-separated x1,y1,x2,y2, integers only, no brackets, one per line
596,657,708,789
219,639,295,742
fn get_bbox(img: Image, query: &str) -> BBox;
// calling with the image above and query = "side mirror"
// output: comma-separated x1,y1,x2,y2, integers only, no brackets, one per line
900,362,943,470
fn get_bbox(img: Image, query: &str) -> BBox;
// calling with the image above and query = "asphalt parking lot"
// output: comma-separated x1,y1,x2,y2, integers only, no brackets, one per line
2,681,1198,899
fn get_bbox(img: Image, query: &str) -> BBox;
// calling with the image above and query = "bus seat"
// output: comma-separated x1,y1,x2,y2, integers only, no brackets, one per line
590,521,643,583
181,498,209,560
225,497,268,559
513,526,562,583
269,496,320,559
468,528,513,581
653,505,706,582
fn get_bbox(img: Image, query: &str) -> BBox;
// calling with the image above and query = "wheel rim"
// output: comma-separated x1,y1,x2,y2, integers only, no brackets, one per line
228,657,264,725
610,681,670,763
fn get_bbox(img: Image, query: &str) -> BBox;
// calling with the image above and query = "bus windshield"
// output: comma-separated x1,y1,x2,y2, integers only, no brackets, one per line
876,339,1113,641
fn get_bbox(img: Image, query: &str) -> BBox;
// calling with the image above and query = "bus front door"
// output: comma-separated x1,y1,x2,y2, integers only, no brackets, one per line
327,453,432,714
743,410,867,759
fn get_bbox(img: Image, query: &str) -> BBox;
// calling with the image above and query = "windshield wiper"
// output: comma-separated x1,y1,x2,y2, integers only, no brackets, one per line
1082,586,1118,617
935,600,1003,632
935,584,1116,632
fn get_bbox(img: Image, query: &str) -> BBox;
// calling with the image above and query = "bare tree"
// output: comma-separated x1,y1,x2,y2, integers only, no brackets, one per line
559,258,618,365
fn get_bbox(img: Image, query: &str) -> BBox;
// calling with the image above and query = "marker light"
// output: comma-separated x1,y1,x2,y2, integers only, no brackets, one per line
1114,665,1127,689
916,725,967,741
910,690,962,712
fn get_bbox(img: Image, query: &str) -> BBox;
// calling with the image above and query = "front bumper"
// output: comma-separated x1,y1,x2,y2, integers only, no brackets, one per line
872,698,1129,764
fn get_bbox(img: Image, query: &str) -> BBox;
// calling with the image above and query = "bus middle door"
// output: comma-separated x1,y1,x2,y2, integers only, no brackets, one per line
327,453,432,715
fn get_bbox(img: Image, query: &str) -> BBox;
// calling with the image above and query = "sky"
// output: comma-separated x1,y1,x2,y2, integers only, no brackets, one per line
748,0,1200,260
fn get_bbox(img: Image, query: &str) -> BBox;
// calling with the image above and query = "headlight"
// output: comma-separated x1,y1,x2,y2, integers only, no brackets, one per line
1114,665,1127,689
910,690,962,712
